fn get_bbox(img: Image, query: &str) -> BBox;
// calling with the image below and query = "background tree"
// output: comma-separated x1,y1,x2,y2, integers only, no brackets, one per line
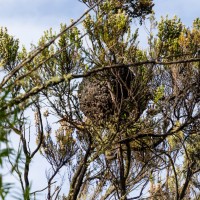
0,0,200,199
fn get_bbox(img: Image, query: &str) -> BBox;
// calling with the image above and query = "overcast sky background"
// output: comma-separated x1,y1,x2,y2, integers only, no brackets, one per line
0,0,199,48
0,0,199,199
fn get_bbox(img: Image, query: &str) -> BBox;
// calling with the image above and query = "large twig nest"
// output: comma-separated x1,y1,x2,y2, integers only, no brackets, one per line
78,75,113,121
78,67,150,122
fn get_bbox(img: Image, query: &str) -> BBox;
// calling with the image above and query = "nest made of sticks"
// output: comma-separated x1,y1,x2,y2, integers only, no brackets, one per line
78,75,113,121
78,67,150,122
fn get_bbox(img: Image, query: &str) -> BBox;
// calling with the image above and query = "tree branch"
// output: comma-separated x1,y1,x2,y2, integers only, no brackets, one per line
2,57,200,112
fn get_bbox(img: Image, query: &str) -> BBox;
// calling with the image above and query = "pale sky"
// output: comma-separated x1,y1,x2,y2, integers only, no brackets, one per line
0,0,199,199
0,0,199,48
0,0,86,47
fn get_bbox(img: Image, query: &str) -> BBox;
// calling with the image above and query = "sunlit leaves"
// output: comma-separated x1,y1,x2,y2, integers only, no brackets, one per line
156,16,183,57
149,16,200,59
154,85,164,104
0,27,19,71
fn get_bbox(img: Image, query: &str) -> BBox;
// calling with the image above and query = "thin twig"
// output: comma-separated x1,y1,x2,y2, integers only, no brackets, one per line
30,181,57,195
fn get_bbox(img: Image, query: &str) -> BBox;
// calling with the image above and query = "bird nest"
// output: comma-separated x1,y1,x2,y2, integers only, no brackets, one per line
78,73,113,121
78,67,150,122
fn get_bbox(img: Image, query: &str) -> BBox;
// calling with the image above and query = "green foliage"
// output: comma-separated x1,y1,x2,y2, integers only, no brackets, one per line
0,175,13,200
158,16,182,41
81,0,154,23
154,85,164,103
0,27,19,71
0,1,200,200
186,134,200,166
157,16,183,56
